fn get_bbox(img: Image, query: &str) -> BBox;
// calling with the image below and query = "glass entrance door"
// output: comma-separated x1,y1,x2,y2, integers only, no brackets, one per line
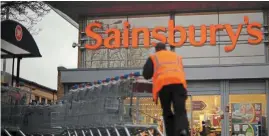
186,95,222,136
229,94,267,136
186,95,193,135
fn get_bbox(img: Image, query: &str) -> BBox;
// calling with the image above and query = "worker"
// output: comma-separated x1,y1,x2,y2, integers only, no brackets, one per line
142,42,189,136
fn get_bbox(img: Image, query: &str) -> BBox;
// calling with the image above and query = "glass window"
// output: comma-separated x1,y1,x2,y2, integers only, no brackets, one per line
174,12,220,66
174,11,265,66
229,94,267,136
123,97,141,124
187,95,221,136
83,15,170,68
218,11,265,65
35,96,40,102
41,97,46,104
47,99,52,105
125,95,223,135
137,97,162,125
82,16,128,68
127,14,170,67
85,49,108,68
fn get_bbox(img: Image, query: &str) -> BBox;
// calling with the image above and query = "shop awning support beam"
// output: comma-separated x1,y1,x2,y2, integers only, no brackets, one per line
11,57,15,86
1,49,15,56
16,57,22,85
1,49,15,59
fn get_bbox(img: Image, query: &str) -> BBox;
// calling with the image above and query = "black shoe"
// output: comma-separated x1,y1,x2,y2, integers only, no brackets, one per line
179,129,189,136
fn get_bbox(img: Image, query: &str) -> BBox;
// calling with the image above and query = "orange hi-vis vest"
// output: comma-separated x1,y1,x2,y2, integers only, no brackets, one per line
150,50,187,102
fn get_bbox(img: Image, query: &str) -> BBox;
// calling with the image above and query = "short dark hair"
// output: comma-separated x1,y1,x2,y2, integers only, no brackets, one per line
170,45,175,51
155,42,166,51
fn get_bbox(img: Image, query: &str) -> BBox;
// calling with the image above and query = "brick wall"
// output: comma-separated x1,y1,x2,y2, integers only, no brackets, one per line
57,66,65,100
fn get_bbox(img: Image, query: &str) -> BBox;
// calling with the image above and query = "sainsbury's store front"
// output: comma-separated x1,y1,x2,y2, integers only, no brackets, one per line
51,2,269,136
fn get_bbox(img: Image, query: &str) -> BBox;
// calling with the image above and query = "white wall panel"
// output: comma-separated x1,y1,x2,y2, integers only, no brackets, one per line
128,15,170,28
218,12,263,25
229,79,266,94
183,58,220,65
174,11,265,66
175,13,218,26
219,44,265,57
175,45,219,58
83,11,266,68
220,56,265,64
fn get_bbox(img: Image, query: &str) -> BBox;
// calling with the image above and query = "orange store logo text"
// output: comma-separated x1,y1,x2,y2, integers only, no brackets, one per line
85,16,263,52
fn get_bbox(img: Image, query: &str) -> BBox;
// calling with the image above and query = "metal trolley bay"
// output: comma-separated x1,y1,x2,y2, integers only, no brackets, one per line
1,73,164,136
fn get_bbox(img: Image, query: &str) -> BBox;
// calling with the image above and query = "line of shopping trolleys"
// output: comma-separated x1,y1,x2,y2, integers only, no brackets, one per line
2,124,164,136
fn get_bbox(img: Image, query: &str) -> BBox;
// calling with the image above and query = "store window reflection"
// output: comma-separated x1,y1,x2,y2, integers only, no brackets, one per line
127,14,170,68
123,96,164,134
123,97,139,124
174,12,220,66
81,16,128,68
186,95,222,136
137,97,162,125
229,94,267,136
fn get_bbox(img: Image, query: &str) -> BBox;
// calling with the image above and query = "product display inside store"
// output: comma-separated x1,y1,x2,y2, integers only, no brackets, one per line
188,95,222,136
229,94,267,136
124,95,222,135
124,93,267,136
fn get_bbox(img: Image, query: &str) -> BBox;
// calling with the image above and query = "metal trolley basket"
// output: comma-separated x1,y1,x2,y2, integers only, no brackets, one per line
2,75,164,136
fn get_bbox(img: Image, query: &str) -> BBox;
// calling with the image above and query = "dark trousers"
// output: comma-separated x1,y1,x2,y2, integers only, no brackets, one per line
159,84,189,136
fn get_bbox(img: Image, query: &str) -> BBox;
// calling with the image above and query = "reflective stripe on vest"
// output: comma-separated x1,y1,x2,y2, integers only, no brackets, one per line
152,54,181,78
155,68,181,78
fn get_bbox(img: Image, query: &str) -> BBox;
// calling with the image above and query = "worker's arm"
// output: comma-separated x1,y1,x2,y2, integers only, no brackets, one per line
142,57,154,80
178,56,188,89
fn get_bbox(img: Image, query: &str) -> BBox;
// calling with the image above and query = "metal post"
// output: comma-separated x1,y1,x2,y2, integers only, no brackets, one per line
16,57,21,85
11,57,15,86
221,81,229,136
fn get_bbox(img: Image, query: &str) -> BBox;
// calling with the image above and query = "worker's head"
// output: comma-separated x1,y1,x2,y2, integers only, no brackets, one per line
155,42,166,52
170,45,175,52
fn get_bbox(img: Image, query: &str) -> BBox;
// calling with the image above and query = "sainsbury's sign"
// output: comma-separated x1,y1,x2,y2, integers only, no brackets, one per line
84,16,263,52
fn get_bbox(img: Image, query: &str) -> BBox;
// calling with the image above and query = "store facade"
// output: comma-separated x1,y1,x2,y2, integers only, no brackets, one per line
55,4,269,136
